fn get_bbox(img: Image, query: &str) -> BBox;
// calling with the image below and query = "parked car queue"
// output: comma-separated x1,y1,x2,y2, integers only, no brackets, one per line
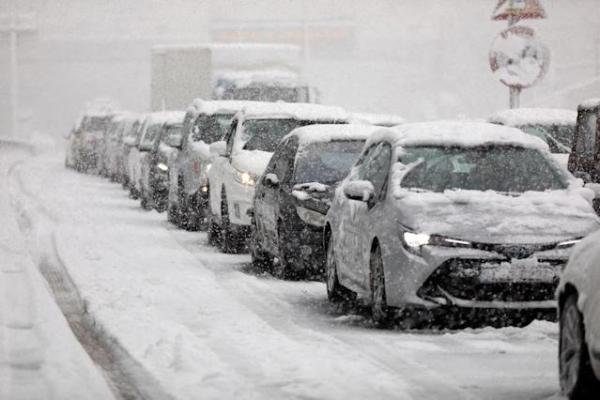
66,98,600,400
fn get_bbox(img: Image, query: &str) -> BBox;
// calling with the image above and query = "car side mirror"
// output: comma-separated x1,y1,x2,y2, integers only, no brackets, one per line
166,134,183,149
210,141,227,157
343,180,375,202
264,173,280,188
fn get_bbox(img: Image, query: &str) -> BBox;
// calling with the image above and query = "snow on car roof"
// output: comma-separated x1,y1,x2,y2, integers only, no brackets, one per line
146,111,185,125
285,123,379,145
350,112,406,127
238,102,349,122
578,98,600,109
186,99,264,117
487,108,577,126
369,121,549,151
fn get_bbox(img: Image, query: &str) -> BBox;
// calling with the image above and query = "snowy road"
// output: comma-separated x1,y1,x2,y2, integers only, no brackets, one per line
4,146,565,400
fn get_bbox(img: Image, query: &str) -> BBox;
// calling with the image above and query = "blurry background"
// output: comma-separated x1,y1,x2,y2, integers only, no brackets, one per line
0,0,599,138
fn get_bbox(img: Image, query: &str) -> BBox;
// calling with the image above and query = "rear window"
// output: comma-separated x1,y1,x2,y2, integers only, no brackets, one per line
519,124,574,153
192,114,233,144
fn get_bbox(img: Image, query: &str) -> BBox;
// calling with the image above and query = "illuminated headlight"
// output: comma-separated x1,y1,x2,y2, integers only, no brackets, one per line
157,162,169,172
400,228,473,255
556,238,582,249
234,168,256,186
295,206,326,227
206,163,212,173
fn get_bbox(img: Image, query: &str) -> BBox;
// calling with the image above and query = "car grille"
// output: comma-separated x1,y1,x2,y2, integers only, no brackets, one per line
418,258,564,303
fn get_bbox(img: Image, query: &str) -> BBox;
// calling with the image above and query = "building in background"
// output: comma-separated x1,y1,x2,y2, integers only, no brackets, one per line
0,0,599,138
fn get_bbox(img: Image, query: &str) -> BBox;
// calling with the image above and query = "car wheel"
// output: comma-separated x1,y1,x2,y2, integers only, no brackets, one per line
167,201,180,224
207,211,221,246
249,223,272,271
273,225,295,279
370,244,391,327
325,233,354,303
560,294,600,399
219,194,240,254
140,188,152,210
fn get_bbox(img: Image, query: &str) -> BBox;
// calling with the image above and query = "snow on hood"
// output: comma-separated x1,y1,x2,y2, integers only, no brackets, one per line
232,150,273,176
369,121,549,152
396,189,600,244
284,124,378,146
349,112,406,127
487,108,576,127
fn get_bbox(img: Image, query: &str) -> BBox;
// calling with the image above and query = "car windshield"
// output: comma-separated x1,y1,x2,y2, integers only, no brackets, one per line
192,114,234,144
519,124,574,153
399,145,568,193
240,118,338,152
293,140,365,184
82,116,111,131
575,110,597,154
161,124,182,145
140,123,162,149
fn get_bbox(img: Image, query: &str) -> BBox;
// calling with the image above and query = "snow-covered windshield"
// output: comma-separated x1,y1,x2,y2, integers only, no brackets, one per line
161,124,182,145
240,118,336,152
519,124,573,153
575,110,597,154
293,140,365,184
191,114,234,144
399,145,568,193
139,124,162,150
81,116,110,132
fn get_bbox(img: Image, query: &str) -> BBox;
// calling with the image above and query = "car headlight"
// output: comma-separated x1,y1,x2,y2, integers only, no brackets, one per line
234,168,256,186
400,228,473,255
157,162,169,172
206,163,212,173
295,206,326,228
556,238,582,249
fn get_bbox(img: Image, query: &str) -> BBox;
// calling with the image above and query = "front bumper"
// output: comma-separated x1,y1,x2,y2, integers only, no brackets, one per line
226,180,256,226
385,244,568,311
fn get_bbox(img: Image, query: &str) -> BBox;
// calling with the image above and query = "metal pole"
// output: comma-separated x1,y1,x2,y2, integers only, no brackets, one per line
507,0,520,109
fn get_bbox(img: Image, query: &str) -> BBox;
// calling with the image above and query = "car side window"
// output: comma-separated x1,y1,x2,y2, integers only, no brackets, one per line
225,119,238,156
359,142,392,198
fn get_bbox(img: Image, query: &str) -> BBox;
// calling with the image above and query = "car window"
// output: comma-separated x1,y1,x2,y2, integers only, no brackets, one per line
192,113,234,144
357,142,392,197
273,137,298,182
400,145,568,193
575,110,598,154
293,140,365,184
519,124,573,153
140,123,162,150
225,119,238,156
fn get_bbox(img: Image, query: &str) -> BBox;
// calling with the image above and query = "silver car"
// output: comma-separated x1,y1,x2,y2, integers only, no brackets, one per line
325,121,600,327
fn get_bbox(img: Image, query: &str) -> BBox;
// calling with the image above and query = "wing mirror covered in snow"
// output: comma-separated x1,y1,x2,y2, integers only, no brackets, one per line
264,173,280,188
343,180,375,202
585,183,600,199
210,141,227,157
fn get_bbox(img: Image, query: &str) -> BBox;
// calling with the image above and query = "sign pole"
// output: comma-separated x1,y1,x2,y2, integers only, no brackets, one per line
507,0,521,109
9,21,19,138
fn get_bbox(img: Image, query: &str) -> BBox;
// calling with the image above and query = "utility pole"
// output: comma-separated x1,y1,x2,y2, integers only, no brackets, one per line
0,5,36,137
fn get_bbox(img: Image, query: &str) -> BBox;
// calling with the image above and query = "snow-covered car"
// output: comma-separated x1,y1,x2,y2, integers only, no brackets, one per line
325,121,600,327
250,124,376,278
125,114,150,198
488,108,577,168
67,111,115,172
207,102,349,253
104,113,138,183
120,115,144,188
350,112,405,127
557,230,600,399
568,99,600,212
138,111,185,211
168,99,258,229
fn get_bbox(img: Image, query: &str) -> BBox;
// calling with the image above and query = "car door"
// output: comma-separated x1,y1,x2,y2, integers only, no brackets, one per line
340,142,392,292
254,154,279,253
209,118,238,218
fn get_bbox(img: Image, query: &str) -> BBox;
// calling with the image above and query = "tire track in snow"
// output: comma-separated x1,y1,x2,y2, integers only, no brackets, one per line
8,162,175,400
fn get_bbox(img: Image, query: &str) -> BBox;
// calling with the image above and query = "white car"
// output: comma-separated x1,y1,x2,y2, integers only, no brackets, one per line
557,229,600,398
325,121,600,327
207,102,349,253
168,99,258,229
488,108,577,168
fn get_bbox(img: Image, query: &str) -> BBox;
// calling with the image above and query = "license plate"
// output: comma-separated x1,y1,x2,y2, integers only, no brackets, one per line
479,259,559,283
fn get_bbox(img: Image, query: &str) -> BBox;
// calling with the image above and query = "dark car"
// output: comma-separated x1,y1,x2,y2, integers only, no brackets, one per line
249,124,377,279
568,98,600,212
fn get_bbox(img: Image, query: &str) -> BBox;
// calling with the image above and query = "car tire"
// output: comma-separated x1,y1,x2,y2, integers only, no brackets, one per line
370,244,391,327
140,188,152,210
273,225,295,279
559,294,600,399
167,201,180,225
249,224,272,271
207,211,221,246
219,193,241,254
325,233,354,303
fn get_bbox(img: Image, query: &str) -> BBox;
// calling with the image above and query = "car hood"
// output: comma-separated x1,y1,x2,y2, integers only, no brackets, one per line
397,189,600,244
232,150,273,177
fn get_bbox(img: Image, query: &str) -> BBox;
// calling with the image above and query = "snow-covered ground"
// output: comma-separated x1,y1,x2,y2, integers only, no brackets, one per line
2,144,565,400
